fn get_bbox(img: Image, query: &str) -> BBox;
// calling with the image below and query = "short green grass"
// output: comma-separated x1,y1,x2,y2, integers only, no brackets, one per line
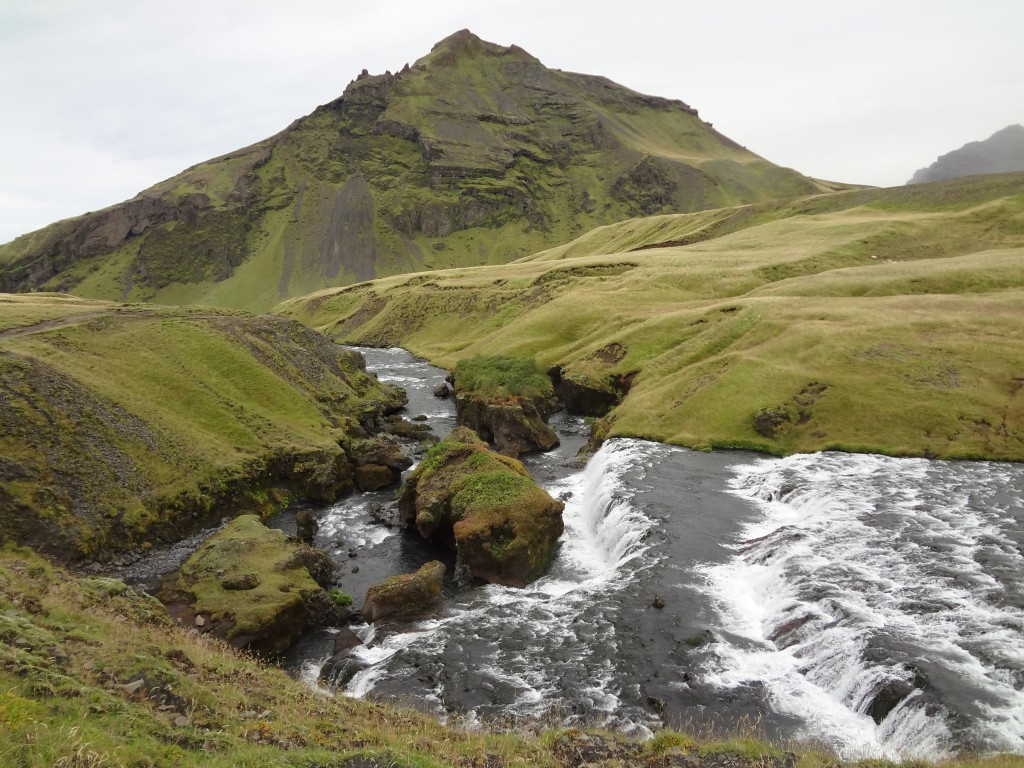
454,355,554,400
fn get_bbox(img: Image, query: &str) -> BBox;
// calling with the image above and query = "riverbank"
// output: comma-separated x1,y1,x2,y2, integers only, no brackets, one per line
4,343,1023,765
0,294,406,563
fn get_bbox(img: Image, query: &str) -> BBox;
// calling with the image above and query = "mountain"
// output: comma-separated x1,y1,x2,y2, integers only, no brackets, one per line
908,124,1024,184
277,172,1024,462
0,30,829,312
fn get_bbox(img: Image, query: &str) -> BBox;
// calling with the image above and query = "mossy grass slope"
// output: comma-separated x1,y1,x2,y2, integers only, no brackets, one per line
0,31,826,313
0,295,402,561
277,173,1024,461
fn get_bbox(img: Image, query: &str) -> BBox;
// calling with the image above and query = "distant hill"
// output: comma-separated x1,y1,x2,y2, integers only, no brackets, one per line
277,173,1024,462
0,30,829,312
908,124,1024,184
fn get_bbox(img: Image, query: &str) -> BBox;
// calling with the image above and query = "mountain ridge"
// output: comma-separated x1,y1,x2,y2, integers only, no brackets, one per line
0,30,830,312
908,124,1024,184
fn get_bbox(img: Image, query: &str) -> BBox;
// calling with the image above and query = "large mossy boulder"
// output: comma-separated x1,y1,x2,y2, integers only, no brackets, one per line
165,515,335,657
362,560,446,623
452,355,559,457
398,428,564,587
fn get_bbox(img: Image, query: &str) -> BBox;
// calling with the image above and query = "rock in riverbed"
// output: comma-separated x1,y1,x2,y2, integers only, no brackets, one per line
363,561,446,623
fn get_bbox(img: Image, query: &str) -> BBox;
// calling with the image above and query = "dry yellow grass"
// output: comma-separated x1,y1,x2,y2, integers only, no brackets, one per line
277,174,1024,460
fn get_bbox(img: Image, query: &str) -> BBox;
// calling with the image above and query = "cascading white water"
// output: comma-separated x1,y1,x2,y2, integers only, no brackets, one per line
554,438,663,579
700,452,1024,760
334,438,666,728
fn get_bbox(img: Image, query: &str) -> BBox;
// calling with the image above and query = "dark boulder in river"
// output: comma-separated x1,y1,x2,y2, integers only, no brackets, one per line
455,392,559,457
362,560,446,623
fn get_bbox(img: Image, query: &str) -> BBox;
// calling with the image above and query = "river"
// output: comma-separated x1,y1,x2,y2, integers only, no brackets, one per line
279,347,1024,761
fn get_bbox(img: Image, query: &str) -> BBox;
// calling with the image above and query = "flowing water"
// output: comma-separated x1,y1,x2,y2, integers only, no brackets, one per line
286,348,1024,761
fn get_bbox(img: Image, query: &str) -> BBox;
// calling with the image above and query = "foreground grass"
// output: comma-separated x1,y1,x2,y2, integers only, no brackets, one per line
277,173,1024,461
2,546,1020,768
0,546,555,768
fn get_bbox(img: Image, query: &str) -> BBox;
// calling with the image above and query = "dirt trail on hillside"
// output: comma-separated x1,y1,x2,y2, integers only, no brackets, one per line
0,311,119,342
0,308,234,343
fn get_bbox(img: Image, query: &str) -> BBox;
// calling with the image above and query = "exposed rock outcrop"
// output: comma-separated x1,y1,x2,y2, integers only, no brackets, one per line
455,392,559,457
295,509,318,543
398,428,564,587
548,366,623,417
347,434,413,490
449,355,560,457
909,124,1024,184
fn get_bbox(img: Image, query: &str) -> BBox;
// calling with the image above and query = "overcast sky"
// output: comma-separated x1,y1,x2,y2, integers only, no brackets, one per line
1,0,1021,244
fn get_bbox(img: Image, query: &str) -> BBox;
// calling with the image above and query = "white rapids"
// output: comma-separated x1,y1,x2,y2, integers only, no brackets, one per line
300,348,1024,761
699,452,1024,760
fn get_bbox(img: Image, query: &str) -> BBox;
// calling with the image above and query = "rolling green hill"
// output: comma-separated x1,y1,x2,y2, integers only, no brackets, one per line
276,173,1024,461
0,30,829,313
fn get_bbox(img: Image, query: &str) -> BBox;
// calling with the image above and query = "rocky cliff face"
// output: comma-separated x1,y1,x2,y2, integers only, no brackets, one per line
0,30,823,312
909,124,1024,184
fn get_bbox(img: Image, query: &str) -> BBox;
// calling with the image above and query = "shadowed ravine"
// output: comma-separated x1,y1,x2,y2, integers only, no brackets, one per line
284,348,1024,762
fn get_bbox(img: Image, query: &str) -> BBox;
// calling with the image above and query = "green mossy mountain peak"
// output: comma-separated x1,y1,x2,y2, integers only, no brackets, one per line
0,31,829,312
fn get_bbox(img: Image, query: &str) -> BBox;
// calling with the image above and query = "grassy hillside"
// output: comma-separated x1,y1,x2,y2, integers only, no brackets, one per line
0,294,403,562
0,30,830,313
277,173,1024,461
2,545,1021,767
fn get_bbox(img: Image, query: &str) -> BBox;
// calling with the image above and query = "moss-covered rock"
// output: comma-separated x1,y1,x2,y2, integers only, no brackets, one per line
362,560,445,623
348,434,413,490
165,515,335,657
354,464,397,492
398,428,564,587
455,394,559,457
